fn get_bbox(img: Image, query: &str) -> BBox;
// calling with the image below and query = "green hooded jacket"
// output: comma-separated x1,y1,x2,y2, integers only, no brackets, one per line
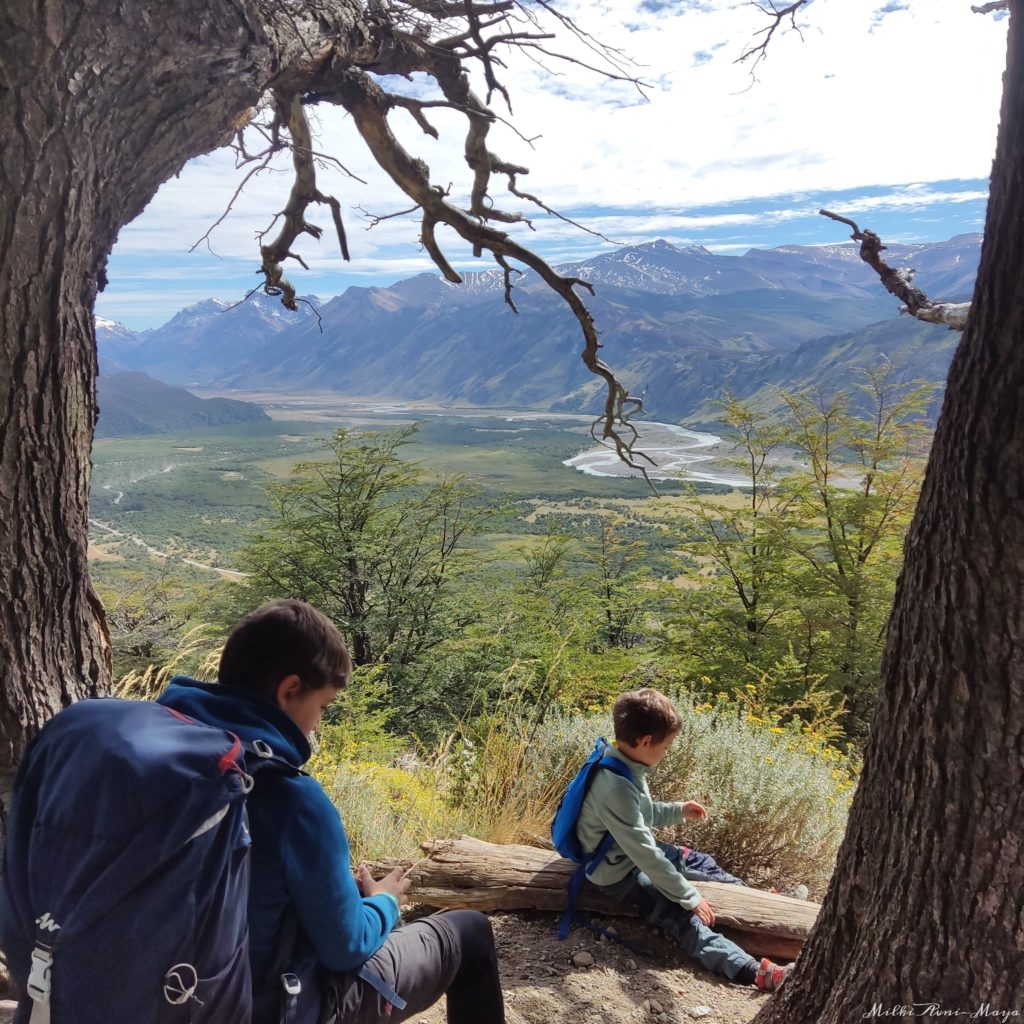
575,744,702,910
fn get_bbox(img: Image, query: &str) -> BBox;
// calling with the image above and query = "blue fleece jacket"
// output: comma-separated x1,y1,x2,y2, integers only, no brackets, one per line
157,677,399,1014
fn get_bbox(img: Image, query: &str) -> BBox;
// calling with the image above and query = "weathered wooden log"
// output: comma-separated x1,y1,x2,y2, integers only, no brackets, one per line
372,836,819,962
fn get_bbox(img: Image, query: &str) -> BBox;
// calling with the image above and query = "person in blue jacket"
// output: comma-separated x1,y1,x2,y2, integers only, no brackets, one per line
158,598,505,1024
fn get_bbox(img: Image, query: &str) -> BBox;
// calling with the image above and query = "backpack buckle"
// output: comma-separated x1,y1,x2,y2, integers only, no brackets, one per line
27,943,53,1003
281,973,301,996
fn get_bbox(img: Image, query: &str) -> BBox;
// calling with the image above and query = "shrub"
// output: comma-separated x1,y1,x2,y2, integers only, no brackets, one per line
314,695,855,894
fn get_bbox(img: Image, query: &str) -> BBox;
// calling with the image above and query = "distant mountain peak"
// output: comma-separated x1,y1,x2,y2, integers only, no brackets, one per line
632,238,680,251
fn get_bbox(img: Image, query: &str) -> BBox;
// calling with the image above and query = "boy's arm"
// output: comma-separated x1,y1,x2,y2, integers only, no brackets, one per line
650,800,686,828
280,776,401,973
597,778,703,911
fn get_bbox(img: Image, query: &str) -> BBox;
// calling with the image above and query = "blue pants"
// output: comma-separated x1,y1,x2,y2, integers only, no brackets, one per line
597,843,756,983
675,843,745,886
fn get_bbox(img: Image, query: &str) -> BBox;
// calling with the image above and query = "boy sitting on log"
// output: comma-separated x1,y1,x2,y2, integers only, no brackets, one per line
575,687,793,992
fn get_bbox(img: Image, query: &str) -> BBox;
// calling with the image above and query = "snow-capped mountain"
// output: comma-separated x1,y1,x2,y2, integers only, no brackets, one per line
100,292,322,385
94,234,982,422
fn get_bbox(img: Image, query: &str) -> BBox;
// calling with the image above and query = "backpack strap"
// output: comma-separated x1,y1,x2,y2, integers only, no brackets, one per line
242,740,309,1024
27,928,54,1024
356,964,408,1013
557,746,639,942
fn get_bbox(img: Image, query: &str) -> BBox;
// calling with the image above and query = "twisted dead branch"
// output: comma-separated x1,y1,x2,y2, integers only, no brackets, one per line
198,0,656,479
820,209,970,331
736,0,812,78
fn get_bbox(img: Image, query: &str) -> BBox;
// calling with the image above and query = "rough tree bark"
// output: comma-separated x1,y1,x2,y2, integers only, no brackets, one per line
756,6,1024,1020
0,0,286,811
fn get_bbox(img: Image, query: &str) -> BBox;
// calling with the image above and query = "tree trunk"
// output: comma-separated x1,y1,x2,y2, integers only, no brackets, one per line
756,7,1024,1020
0,0,326,818
371,836,818,962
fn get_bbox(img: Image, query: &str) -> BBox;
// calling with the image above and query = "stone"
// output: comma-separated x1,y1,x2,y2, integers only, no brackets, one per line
572,951,595,967
688,1007,714,1019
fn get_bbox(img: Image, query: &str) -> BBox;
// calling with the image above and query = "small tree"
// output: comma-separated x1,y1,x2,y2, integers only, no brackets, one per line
230,426,486,698
780,369,933,735
585,516,654,650
668,378,930,739
663,397,799,685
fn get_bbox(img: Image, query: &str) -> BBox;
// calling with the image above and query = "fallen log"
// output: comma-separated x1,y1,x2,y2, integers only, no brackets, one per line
372,836,819,962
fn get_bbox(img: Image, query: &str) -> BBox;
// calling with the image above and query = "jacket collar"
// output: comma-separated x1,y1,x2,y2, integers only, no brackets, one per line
605,742,651,784
158,676,312,766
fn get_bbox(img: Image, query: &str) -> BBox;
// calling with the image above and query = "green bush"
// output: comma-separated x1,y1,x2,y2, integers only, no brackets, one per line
313,697,855,893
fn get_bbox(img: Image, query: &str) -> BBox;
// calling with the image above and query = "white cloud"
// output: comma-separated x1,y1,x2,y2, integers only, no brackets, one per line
102,0,1006,324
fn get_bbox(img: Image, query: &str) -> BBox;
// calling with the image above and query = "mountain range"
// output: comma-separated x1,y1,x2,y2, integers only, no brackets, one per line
97,235,979,426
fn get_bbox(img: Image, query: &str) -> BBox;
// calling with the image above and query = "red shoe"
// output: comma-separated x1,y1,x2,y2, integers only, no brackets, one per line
755,957,792,992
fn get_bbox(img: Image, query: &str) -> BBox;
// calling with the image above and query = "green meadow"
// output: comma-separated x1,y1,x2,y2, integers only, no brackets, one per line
88,410,709,589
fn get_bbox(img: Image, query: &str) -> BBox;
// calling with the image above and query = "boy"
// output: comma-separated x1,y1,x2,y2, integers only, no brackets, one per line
576,687,792,992
158,599,505,1024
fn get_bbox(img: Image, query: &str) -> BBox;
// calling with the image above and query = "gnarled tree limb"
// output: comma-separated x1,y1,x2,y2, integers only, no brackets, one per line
222,0,656,478
820,209,971,331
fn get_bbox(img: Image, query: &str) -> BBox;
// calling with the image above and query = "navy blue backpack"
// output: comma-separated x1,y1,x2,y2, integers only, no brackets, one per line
0,697,301,1024
550,737,638,942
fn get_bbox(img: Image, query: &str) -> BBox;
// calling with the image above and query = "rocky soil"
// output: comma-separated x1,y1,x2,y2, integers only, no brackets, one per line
413,910,770,1024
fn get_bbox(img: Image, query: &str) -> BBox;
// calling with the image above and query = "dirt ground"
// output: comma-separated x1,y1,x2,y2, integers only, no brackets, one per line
412,910,768,1024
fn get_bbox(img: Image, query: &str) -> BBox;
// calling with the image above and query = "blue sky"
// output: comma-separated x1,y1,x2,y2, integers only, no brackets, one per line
96,1,1006,330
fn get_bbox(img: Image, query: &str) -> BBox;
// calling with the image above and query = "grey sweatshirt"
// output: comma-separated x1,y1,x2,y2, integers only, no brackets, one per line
575,744,702,910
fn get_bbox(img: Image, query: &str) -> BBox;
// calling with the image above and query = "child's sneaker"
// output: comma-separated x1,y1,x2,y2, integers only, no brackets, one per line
789,884,809,900
755,958,793,992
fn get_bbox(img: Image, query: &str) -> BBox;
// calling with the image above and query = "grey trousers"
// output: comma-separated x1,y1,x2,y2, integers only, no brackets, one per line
321,910,504,1024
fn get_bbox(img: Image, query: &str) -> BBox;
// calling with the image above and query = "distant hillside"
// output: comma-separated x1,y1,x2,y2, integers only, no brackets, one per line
96,235,981,423
96,372,270,438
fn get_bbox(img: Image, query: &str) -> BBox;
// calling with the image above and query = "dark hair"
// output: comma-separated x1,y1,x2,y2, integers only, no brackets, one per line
218,600,351,700
613,688,682,746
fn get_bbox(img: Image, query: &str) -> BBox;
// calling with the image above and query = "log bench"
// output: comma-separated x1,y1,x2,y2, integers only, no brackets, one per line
372,835,820,962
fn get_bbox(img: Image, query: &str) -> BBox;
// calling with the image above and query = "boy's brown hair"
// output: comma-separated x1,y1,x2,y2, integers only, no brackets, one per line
613,687,682,745
218,599,352,700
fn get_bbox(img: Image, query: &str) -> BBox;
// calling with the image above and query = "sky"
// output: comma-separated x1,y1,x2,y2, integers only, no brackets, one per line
96,0,1010,330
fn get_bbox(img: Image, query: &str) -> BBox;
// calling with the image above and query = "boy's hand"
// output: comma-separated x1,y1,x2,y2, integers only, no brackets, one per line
357,864,412,905
693,898,716,927
680,800,708,820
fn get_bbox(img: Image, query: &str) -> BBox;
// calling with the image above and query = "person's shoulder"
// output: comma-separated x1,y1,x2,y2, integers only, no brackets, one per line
254,766,332,813
588,763,641,802
266,770,346,842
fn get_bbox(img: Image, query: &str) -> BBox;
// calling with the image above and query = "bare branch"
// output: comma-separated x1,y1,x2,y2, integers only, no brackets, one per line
501,169,622,244
221,0,653,477
494,253,522,312
223,283,265,312
356,203,422,229
820,209,970,331
517,43,649,96
736,0,811,76
189,150,279,254
322,67,647,469
971,1,1009,12
258,91,351,310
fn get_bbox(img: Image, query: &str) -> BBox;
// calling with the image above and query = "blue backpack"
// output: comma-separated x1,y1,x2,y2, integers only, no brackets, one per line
550,737,638,941
0,697,302,1024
